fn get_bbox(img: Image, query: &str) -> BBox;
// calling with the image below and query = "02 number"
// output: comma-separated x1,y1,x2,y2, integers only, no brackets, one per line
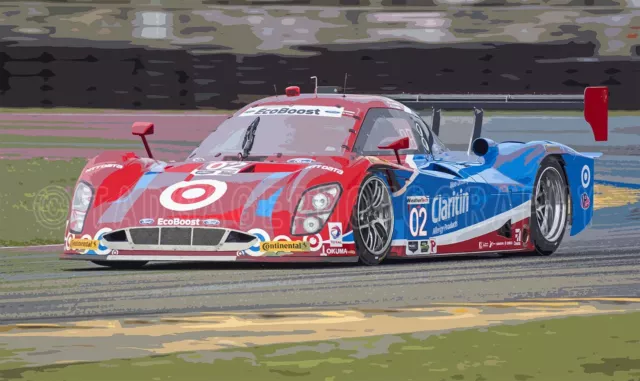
409,206,428,237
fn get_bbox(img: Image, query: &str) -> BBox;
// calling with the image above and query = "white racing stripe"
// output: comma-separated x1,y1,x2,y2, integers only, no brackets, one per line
392,201,531,246
434,200,530,245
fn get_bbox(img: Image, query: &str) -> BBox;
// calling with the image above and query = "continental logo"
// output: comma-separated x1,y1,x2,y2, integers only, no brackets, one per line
69,239,99,251
259,241,311,252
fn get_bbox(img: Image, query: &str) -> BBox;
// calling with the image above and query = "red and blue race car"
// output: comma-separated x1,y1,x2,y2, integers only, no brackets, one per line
61,86,609,268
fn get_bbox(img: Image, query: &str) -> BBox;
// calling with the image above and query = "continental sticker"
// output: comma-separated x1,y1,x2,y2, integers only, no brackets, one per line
239,105,344,118
69,239,100,251
259,240,311,252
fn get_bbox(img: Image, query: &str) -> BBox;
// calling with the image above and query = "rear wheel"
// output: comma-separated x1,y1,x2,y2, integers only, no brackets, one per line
530,157,569,256
352,174,394,266
91,261,148,269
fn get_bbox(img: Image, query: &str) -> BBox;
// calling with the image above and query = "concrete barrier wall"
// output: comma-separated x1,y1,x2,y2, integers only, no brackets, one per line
1,41,637,110
0,2,638,110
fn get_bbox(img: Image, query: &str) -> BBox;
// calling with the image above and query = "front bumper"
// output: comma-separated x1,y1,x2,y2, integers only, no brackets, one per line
62,225,358,262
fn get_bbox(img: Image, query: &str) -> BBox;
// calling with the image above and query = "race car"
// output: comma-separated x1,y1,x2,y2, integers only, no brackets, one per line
61,85,609,268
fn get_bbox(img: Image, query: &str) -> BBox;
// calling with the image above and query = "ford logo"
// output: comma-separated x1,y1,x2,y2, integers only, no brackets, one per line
287,158,315,164
139,218,154,225
203,219,220,226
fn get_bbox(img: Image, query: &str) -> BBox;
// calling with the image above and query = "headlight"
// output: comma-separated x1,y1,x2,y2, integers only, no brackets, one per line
291,183,341,235
69,182,93,233
312,193,329,210
72,182,93,212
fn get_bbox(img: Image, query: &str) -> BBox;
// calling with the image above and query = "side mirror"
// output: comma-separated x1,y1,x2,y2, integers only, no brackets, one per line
131,122,154,158
378,137,409,164
132,122,154,136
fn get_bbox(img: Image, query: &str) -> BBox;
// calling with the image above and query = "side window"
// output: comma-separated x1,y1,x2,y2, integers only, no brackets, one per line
413,116,447,156
354,108,430,155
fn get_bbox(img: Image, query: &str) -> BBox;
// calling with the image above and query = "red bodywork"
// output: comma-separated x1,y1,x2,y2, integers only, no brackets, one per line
62,94,412,263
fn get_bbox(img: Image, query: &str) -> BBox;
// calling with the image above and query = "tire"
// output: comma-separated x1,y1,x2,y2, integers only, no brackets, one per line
91,260,148,269
529,157,569,256
351,174,395,266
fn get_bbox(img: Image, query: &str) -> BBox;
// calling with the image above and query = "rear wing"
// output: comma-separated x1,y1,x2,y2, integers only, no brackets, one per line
384,86,609,143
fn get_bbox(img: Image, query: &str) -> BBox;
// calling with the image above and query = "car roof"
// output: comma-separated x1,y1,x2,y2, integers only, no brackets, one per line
235,93,417,117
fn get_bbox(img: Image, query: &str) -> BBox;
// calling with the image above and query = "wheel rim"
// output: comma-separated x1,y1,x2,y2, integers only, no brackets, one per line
357,176,393,255
534,167,567,242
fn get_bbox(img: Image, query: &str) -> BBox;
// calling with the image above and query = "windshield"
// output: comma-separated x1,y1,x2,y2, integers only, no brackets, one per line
190,105,356,158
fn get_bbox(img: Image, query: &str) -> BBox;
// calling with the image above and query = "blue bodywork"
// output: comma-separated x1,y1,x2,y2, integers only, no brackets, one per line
370,140,597,245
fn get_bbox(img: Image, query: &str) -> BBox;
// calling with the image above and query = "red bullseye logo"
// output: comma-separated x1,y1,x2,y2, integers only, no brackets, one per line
160,180,227,212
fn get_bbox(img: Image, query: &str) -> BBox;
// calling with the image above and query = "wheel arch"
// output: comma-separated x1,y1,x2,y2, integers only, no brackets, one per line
557,152,596,236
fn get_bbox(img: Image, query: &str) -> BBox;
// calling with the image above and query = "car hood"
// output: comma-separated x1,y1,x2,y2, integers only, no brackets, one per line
86,158,348,232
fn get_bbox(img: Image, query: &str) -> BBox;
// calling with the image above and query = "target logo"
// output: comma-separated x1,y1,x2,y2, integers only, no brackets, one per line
160,180,227,212
581,165,591,189
304,233,323,252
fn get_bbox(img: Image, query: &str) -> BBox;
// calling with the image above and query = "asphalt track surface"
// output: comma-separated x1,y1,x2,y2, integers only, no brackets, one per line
1,113,639,324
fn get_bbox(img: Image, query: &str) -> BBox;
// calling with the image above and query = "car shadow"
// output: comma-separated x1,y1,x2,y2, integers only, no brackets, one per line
64,260,360,272
64,252,513,272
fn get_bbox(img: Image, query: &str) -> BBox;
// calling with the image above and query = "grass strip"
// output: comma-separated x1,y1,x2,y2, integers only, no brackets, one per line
1,312,639,380
0,158,86,246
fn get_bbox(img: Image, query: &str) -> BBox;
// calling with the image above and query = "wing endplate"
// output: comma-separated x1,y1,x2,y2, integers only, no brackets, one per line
584,86,609,142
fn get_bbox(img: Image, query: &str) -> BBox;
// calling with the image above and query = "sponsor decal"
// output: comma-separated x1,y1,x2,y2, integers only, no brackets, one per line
192,162,250,177
158,218,201,226
239,105,344,118
581,165,591,188
328,222,343,247
515,228,522,244
407,195,430,205
307,164,344,175
239,228,270,256
94,227,113,255
239,230,323,256
432,189,469,223
407,241,419,254
409,205,428,237
479,242,489,250
407,240,437,255
493,241,518,247
323,247,351,255
288,158,316,164
260,240,311,252
203,219,220,226
69,238,99,251
432,221,458,236
449,181,464,188
581,192,591,209
160,179,227,212
304,234,324,251
85,163,123,173
139,218,154,225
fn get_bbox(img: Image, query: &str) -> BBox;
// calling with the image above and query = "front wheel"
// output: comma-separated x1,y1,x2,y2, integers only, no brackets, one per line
529,157,569,256
352,174,395,266
91,260,148,269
